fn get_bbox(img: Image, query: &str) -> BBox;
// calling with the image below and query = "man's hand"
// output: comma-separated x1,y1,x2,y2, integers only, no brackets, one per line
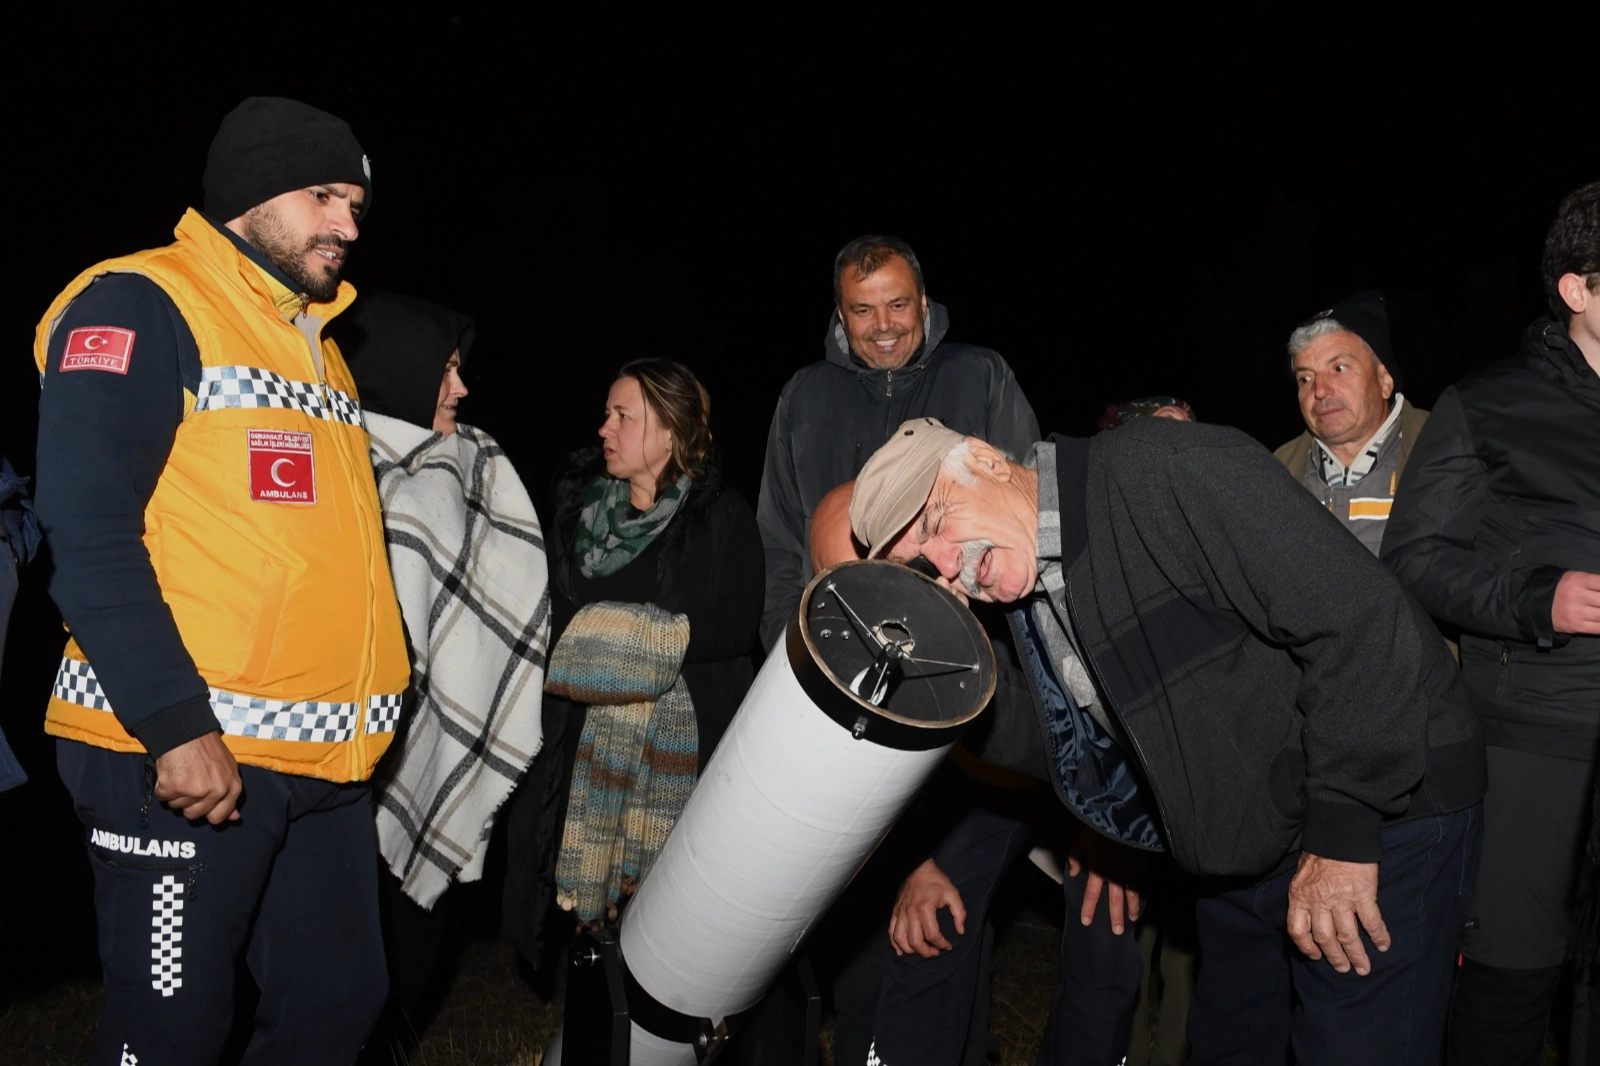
1553,571,1600,635
889,859,966,958
1068,832,1142,935
932,574,970,607
1286,852,1388,975
154,733,242,824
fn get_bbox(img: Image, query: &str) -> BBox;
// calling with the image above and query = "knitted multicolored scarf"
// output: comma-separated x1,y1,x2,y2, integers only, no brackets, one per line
572,473,694,578
548,601,697,924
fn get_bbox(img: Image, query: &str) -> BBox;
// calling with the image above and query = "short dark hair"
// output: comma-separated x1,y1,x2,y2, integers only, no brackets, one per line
616,358,714,492
832,235,925,306
1542,181,1600,322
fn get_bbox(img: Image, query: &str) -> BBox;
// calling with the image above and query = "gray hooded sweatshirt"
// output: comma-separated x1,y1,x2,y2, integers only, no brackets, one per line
755,300,1039,649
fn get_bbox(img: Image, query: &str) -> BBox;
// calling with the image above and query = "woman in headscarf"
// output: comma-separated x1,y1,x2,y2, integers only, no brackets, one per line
338,291,551,1060
504,358,763,957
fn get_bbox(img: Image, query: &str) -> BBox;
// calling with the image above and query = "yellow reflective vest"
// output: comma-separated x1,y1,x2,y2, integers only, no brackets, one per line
33,209,409,782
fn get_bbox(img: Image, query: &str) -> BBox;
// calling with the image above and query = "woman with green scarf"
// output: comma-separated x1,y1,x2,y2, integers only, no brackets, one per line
504,359,763,947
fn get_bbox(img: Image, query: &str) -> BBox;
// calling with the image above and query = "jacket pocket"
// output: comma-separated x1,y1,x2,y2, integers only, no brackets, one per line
85,825,209,996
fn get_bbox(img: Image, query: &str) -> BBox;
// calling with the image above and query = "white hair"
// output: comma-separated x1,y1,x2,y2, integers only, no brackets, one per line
1287,316,1376,364
940,440,979,485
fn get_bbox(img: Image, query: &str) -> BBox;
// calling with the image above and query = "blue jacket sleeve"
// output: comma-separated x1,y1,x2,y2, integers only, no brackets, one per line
34,274,217,757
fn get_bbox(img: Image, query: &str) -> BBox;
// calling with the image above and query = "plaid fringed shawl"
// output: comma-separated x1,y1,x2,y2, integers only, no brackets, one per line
548,601,697,923
367,413,551,910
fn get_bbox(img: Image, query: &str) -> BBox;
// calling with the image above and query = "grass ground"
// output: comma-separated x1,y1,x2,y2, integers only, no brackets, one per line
0,886,1065,1066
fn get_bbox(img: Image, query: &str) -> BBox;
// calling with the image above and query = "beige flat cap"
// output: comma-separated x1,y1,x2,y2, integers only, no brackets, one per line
849,417,968,557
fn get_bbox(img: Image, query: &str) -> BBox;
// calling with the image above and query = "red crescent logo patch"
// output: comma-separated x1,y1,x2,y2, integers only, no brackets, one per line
247,430,317,504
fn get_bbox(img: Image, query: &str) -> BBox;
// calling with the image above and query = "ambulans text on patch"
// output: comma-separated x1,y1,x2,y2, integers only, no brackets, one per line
247,429,317,504
60,327,135,374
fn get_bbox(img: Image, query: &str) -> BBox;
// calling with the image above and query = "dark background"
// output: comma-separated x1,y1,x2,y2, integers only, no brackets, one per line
2,4,1596,993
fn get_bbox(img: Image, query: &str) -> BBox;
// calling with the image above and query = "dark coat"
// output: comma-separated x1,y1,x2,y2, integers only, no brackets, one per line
502,447,762,965
1384,320,1600,760
969,422,1484,879
545,446,764,750
755,301,1039,650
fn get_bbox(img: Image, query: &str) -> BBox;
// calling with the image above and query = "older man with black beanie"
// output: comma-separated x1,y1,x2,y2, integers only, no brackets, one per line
1274,290,1431,558
31,97,409,1065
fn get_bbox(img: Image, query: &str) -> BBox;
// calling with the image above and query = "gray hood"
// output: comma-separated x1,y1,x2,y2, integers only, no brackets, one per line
824,299,952,378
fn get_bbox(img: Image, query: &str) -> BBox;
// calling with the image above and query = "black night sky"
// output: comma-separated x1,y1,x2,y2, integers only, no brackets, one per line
7,7,1598,498
1,0,1597,997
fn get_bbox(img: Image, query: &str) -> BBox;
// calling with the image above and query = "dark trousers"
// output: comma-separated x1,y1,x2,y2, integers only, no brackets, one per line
59,741,387,1066
1187,805,1482,1066
1035,863,1145,1065
1448,959,1564,1066
1449,746,1596,1066
871,812,1142,1066
831,817,1014,1066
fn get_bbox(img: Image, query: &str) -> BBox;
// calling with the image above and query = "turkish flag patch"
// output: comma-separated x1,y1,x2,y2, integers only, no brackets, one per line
247,429,317,504
60,327,135,374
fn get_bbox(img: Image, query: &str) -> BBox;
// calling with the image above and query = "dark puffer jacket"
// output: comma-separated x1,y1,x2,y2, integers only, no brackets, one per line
1384,319,1600,760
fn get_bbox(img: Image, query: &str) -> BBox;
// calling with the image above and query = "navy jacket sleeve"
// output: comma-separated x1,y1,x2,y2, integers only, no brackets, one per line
1382,387,1565,646
34,274,217,757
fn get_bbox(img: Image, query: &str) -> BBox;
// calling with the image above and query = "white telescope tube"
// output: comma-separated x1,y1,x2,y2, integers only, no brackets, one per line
548,560,994,1065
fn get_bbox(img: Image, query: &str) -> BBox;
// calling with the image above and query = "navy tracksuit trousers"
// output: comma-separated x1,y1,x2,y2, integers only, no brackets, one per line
58,740,387,1066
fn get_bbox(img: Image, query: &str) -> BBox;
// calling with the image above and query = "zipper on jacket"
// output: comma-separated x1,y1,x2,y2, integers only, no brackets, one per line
293,310,379,779
1007,605,1167,853
1500,643,1509,668
1059,581,1178,855
1005,611,1073,806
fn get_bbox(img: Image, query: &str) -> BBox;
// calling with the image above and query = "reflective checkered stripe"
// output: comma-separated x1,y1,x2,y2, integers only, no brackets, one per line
866,1041,885,1066
121,1044,139,1066
366,694,404,734
195,365,364,428
53,658,402,742
55,657,111,711
151,875,184,998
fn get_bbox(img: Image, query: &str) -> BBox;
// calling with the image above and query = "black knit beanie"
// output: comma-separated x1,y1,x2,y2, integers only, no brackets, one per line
202,97,371,222
1294,290,1403,392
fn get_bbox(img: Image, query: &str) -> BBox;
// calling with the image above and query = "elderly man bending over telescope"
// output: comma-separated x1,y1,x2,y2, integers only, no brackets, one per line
844,416,1485,1066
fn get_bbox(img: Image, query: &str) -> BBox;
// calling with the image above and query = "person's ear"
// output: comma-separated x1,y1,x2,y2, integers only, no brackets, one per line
1375,358,1394,400
965,438,1012,482
1559,273,1594,317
